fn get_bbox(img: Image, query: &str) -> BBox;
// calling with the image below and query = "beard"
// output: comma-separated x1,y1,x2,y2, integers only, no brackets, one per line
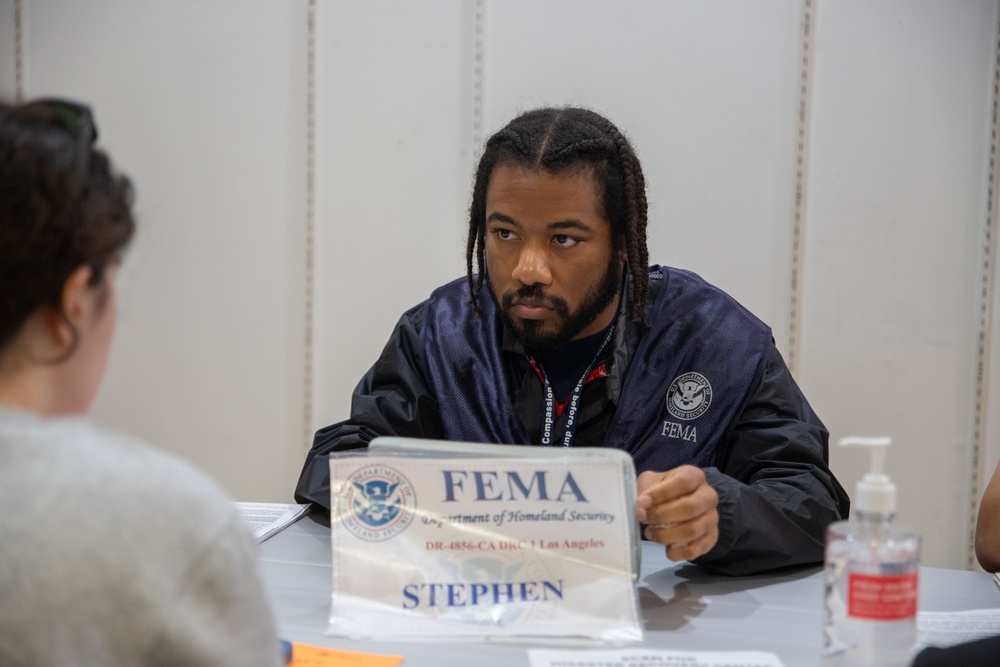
493,255,623,351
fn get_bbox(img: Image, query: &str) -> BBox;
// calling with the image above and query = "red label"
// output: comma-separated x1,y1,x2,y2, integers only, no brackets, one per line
848,572,919,620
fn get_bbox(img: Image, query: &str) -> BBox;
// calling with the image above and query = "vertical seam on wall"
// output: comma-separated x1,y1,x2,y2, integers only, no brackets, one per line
14,0,23,101
968,9,1000,570
304,0,317,451
472,0,485,156
789,0,815,376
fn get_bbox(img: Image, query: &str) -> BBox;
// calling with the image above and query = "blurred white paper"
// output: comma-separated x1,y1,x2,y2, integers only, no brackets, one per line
235,502,310,542
528,648,785,667
917,608,1000,649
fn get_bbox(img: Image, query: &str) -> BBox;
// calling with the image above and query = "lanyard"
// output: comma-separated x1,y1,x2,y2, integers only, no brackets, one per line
530,324,615,448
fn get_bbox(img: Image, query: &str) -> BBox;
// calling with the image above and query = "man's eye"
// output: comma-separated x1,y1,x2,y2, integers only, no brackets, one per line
494,229,517,241
553,235,579,247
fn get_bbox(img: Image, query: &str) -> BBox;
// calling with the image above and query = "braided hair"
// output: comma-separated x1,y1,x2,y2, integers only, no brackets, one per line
466,107,650,322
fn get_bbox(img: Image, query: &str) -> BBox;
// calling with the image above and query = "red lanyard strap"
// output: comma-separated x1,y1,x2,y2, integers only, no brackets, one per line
530,325,615,447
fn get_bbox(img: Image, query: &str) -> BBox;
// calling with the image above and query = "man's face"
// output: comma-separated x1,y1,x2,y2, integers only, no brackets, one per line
484,163,623,350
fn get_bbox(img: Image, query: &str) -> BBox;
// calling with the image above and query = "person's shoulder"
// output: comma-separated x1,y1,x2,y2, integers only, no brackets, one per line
427,274,471,301
0,414,251,588
379,278,460,330
657,265,725,294
391,278,467,329
55,419,239,524
647,265,732,309
649,264,770,330
418,275,481,325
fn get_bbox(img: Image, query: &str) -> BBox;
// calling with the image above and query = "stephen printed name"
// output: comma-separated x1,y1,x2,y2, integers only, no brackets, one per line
402,580,564,609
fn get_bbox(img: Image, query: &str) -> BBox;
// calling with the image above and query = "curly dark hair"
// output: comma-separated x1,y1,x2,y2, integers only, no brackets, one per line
466,106,649,322
0,99,135,355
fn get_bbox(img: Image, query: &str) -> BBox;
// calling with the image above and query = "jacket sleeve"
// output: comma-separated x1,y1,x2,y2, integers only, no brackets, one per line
692,344,851,575
911,635,1000,666
293,302,444,509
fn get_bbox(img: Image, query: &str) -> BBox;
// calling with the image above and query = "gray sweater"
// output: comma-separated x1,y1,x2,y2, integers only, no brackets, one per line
0,408,282,666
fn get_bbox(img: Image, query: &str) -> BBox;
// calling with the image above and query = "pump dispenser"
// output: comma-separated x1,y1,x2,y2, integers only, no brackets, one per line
847,436,896,516
822,437,921,667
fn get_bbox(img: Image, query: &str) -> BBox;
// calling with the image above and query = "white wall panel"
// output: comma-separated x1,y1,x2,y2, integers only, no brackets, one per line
802,0,997,568
484,0,804,355
312,1,476,430
19,0,310,503
0,1,15,96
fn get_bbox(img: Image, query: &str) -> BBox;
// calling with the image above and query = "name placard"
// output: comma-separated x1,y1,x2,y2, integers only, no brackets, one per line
327,448,642,643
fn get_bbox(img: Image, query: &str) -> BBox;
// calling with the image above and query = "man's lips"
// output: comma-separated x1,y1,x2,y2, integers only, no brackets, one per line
510,298,553,320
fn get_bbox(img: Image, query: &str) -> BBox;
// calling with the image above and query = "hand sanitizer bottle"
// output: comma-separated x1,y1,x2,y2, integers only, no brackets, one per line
822,437,921,667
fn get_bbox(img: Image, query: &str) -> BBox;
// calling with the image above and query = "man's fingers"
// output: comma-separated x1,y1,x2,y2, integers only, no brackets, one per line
644,509,720,561
642,481,718,526
644,508,718,545
637,465,720,562
636,469,669,497
637,465,706,506
665,529,719,562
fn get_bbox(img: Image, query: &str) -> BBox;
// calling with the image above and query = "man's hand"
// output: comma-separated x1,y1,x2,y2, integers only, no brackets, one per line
636,466,719,562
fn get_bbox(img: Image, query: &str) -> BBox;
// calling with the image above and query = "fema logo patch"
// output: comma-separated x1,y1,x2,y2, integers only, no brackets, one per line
340,465,416,541
666,372,713,420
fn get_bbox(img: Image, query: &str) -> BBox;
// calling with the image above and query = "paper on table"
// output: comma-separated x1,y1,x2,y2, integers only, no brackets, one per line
917,607,1000,649
528,648,785,667
235,502,311,542
288,642,403,667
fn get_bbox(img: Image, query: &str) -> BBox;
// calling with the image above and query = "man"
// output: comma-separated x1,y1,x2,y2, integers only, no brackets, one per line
296,106,850,576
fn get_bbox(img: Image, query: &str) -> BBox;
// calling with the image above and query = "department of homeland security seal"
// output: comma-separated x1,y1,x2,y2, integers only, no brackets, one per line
340,465,416,541
666,372,713,420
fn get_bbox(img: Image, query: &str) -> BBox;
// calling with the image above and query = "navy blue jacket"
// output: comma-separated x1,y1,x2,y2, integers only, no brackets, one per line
295,267,850,576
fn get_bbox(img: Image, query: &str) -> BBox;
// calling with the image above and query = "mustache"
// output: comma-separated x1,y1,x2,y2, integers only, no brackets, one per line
500,284,570,317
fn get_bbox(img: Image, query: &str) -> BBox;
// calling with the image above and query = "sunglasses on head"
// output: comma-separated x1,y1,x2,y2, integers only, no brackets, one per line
17,98,133,207
31,98,98,181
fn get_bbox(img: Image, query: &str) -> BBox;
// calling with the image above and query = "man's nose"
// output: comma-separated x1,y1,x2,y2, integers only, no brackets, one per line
511,245,552,287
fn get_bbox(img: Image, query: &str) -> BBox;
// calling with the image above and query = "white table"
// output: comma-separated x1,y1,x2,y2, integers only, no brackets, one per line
258,513,1000,666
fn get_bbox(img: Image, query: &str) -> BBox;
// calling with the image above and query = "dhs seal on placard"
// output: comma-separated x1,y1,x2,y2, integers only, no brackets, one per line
666,372,713,420
340,465,416,542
